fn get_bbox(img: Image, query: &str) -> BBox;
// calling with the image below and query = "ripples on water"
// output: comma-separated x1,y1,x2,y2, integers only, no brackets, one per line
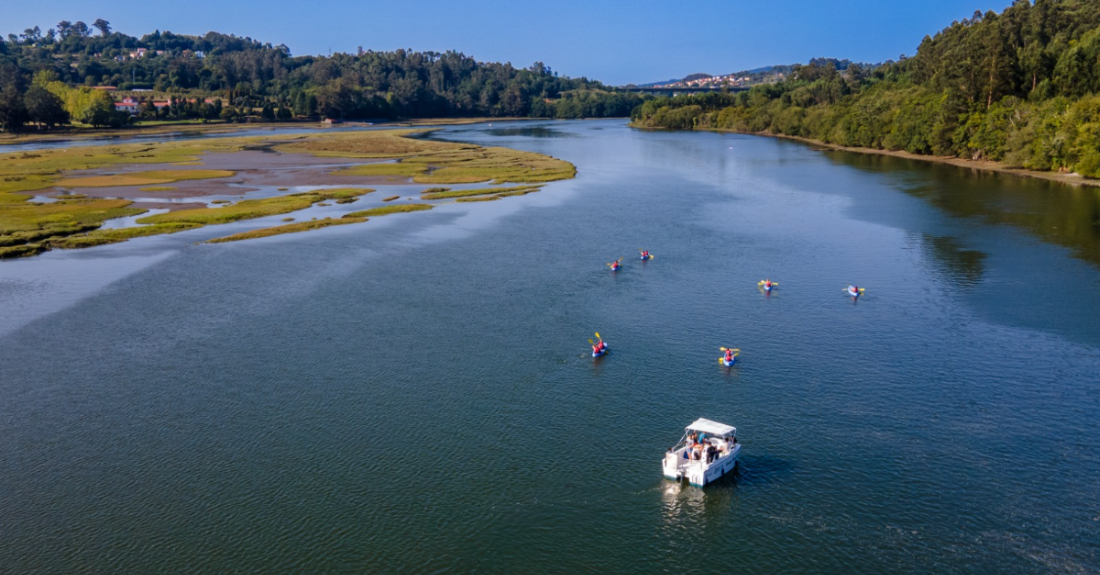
0,120,1098,573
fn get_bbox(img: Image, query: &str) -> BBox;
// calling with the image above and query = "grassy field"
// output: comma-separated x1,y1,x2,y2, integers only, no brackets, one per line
343,204,433,218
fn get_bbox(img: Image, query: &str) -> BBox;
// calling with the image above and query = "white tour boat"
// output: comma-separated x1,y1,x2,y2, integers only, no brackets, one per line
662,418,740,486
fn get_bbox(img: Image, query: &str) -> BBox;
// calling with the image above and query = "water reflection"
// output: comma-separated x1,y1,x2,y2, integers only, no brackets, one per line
912,233,986,286
660,474,740,526
827,152,1100,268
482,126,575,138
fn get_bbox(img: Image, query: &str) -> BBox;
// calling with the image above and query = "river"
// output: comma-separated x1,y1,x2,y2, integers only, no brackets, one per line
1,119,1097,574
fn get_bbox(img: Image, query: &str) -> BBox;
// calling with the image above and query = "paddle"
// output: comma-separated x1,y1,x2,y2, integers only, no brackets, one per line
719,347,741,352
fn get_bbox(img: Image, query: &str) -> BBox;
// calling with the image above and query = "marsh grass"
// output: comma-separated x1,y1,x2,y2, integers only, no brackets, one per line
0,126,573,256
57,169,235,188
206,217,367,243
421,185,541,200
138,188,374,225
0,198,144,245
283,129,576,184
0,243,47,258
47,222,201,249
344,203,433,218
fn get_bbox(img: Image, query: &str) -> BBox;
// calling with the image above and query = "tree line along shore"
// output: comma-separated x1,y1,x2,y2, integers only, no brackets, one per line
0,22,642,131
631,0,1100,182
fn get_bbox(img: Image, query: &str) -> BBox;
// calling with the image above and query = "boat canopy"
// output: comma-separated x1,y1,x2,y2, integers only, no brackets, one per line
686,418,736,436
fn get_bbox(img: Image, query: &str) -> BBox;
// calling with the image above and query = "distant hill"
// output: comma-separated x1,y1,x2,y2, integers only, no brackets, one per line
635,59,877,89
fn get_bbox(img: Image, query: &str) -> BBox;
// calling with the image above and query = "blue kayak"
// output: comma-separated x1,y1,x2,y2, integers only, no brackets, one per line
593,344,609,357
719,357,736,366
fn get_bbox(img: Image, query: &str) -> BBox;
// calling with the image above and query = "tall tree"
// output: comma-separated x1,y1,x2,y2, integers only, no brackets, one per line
0,86,29,132
92,19,112,37
24,85,69,129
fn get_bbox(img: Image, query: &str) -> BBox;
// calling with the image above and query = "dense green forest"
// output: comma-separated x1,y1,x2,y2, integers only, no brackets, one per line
0,21,642,131
632,0,1100,178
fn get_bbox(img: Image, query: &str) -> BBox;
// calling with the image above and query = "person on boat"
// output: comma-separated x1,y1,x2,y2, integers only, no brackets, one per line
724,349,735,363
641,250,650,259
611,261,620,270
764,279,772,289
592,338,607,355
849,284,858,294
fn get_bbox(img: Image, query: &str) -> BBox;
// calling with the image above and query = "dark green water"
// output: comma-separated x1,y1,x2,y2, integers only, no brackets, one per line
1,120,1098,574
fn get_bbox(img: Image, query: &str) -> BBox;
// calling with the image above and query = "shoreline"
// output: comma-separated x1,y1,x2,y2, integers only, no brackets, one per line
633,124,1100,189
0,117,546,145
753,131,1100,189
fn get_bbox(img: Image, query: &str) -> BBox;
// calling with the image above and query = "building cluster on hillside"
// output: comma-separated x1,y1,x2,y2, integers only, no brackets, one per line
652,72,785,89
114,48,204,62
112,95,219,114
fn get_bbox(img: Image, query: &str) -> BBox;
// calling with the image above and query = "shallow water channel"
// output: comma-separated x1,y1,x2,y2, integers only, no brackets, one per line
1,120,1098,574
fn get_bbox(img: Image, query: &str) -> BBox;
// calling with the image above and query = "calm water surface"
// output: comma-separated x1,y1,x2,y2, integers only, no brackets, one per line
1,120,1098,574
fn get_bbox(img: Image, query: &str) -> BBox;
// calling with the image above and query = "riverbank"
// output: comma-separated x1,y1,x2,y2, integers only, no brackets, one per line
0,117,539,145
681,127,1100,189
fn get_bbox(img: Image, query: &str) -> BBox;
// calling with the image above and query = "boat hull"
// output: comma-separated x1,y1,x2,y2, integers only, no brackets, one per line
663,443,740,486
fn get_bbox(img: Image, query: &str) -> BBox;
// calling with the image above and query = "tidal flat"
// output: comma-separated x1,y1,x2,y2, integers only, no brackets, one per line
0,127,576,258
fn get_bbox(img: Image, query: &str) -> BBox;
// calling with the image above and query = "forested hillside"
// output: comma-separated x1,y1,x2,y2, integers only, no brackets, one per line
0,21,641,131
632,0,1100,178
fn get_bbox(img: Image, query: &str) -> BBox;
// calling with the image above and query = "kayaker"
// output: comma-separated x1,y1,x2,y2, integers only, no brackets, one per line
765,279,772,289
642,250,650,259
724,349,735,363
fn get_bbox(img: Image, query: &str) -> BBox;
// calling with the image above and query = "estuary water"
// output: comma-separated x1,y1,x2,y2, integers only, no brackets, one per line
1,120,1098,574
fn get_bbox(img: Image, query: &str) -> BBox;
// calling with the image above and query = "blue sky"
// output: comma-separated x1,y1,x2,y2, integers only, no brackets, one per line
6,0,1000,85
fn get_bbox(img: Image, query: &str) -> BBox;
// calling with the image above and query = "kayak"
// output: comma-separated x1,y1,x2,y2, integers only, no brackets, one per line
763,284,773,292
719,357,736,366
847,288,863,297
610,264,621,271
593,344,609,358
640,254,653,260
